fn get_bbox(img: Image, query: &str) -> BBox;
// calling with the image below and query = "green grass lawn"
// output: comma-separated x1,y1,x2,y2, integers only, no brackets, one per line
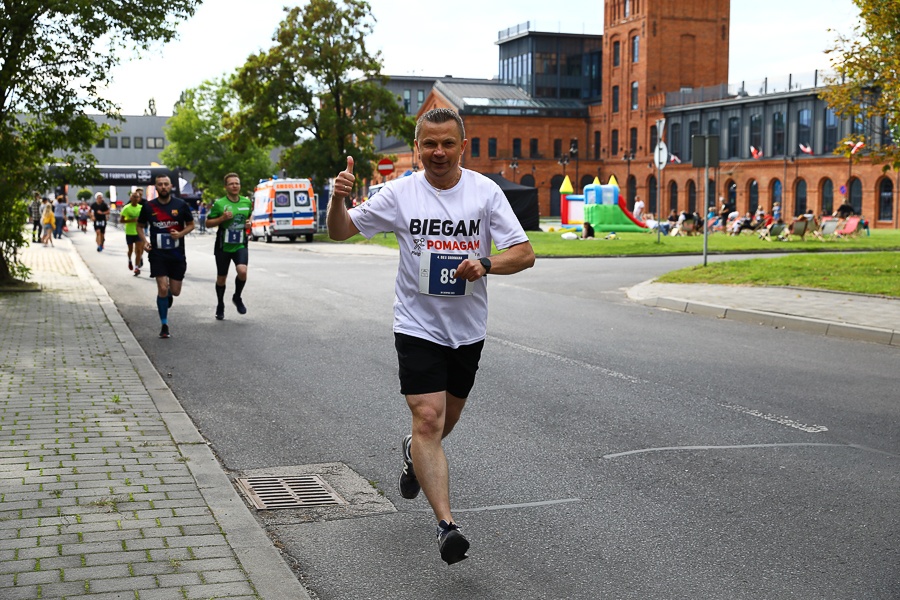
318,229,900,296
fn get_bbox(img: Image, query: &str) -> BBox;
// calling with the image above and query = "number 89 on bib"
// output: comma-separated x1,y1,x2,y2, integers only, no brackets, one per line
418,252,473,297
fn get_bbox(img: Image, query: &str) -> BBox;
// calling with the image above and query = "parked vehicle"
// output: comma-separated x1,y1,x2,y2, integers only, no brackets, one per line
251,179,318,243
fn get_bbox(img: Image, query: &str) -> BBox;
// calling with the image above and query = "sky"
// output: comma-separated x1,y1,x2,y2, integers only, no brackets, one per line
103,0,862,116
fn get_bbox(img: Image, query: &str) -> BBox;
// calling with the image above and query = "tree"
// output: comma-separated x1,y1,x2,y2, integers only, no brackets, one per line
822,0,900,170
0,0,200,282
230,0,415,190
160,77,274,202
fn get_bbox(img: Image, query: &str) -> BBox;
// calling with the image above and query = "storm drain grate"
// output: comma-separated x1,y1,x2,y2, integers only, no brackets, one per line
236,475,347,510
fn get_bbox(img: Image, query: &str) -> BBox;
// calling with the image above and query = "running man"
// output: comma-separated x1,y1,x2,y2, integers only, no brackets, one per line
120,191,145,276
137,175,194,339
327,108,535,565
206,172,253,320
90,192,110,251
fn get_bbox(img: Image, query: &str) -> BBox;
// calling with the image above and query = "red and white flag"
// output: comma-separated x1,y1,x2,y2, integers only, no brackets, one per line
750,146,763,159
670,154,681,164
799,143,813,155
850,140,865,154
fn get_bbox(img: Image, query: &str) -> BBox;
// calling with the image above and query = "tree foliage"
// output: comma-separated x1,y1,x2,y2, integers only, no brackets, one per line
230,0,415,190
160,78,274,202
822,0,900,170
0,0,200,282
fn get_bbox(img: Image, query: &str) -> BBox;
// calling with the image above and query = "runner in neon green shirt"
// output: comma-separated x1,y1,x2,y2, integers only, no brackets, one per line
207,172,254,320
120,192,145,276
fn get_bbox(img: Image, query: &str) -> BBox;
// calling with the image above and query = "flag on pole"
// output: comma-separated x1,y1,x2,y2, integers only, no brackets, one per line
670,154,681,164
750,146,763,159
850,141,865,154
799,143,813,155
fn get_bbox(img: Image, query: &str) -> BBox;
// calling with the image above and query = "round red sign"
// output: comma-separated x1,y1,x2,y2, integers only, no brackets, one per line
377,158,394,175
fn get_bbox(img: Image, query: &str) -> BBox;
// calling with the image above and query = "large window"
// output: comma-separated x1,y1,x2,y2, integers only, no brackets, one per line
688,121,700,160
593,131,600,160
821,178,834,215
750,114,762,152
824,108,839,153
530,138,539,158
403,89,411,113
669,181,678,212
748,179,759,213
470,137,480,157
773,112,785,155
612,86,620,112
794,179,807,216
629,128,638,154
108,136,118,149
772,179,782,205
631,82,639,110
611,130,619,156
687,180,697,213
707,118,719,136
798,108,811,147
134,136,143,149
650,125,658,152
488,138,497,158
632,35,639,63
553,138,562,158
613,41,621,67
727,116,740,158
879,178,894,221
121,136,131,149
512,138,521,158
648,175,658,215
669,123,682,159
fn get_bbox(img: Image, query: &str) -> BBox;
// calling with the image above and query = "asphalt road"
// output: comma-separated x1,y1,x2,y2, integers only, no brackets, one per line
72,227,899,600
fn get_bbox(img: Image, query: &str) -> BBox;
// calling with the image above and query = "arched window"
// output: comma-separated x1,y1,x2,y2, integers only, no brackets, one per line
726,180,737,205
772,178,782,206
627,175,637,204
580,175,594,193
794,179,807,216
669,180,678,213
687,180,697,213
879,178,894,221
821,178,834,216
549,175,564,217
648,175,658,216
849,177,862,214
520,174,535,187
748,179,759,213
707,118,719,136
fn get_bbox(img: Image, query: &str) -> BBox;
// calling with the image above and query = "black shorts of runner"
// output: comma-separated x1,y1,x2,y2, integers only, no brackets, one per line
214,247,249,277
394,332,484,398
149,252,187,281
94,221,107,232
125,234,141,246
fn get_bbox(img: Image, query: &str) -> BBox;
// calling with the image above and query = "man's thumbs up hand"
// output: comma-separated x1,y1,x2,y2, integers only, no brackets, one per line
334,156,355,200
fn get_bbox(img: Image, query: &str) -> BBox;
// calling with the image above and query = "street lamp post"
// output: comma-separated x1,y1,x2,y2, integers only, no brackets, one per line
509,158,519,183
558,153,570,177
569,142,579,189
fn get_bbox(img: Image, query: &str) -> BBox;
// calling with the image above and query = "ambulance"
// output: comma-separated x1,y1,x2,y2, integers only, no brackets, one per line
251,178,318,243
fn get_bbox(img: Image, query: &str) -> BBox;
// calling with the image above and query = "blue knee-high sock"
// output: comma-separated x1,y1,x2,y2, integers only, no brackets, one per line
156,296,169,324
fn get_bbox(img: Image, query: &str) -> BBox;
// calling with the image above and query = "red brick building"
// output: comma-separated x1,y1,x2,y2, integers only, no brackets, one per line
390,0,897,228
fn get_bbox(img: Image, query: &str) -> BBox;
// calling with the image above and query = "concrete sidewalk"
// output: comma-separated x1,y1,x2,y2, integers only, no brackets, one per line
628,280,900,346
0,237,310,599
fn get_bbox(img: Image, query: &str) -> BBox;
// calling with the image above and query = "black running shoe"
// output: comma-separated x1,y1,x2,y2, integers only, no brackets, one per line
167,293,173,308
215,303,225,320
232,295,247,315
398,434,420,499
436,520,469,565
159,324,170,339
128,260,133,271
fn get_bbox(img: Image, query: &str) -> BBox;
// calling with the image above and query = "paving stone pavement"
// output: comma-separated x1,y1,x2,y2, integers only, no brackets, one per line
0,238,310,600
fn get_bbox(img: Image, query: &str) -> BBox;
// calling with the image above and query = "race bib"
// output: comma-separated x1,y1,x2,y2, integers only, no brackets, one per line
418,251,473,297
156,232,177,250
226,227,244,244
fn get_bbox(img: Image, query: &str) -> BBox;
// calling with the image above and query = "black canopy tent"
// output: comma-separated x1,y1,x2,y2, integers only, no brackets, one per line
482,173,540,231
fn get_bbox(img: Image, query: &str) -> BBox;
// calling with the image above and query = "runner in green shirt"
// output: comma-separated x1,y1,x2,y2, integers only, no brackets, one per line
120,191,145,276
206,172,254,320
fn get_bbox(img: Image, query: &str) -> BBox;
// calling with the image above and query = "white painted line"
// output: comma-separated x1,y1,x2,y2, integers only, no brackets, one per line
490,337,643,384
603,442,851,460
417,498,581,514
718,402,828,433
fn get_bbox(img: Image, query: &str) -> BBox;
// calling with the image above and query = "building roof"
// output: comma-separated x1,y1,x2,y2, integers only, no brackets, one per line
434,80,588,118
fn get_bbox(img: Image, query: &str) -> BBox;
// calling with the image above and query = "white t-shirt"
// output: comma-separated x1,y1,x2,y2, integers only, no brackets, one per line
349,169,528,348
633,199,645,220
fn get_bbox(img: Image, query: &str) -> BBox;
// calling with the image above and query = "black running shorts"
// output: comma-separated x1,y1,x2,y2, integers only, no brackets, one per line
148,252,187,281
214,247,249,276
94,221,107,232
125,234,141,246
394,332,484,398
